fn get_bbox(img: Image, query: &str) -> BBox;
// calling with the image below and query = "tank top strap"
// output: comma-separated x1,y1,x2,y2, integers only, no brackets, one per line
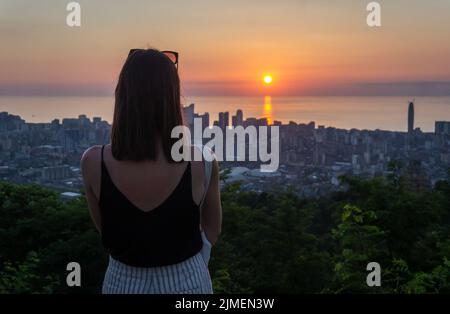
99,145,110,201
101,145,105,164
99,145,106,177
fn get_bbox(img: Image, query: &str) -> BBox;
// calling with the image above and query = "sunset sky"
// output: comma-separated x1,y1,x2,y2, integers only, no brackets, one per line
1,0,449,96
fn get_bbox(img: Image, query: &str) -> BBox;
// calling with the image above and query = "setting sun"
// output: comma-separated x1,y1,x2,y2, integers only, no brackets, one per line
263,75,273,85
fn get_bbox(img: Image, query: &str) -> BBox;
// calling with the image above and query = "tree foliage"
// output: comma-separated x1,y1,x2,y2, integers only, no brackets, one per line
0,167,449,293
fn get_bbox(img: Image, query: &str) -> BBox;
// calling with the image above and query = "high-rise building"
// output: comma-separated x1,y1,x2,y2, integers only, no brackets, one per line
224,112,229,128
257,118,268,126
78,114,90,127
408,101,414,133
183,103,195,126
62,118,79,129
244,117,257,127
202,112,210,128
218,112,224,129
236,109,243,126
232,115,237,126
231,109,243,126
0,112,25,132
435,121,450,135
218,111,229,129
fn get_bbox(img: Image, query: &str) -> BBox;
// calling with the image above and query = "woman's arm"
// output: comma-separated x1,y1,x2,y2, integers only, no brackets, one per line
80,146,102,233
201,159,222,245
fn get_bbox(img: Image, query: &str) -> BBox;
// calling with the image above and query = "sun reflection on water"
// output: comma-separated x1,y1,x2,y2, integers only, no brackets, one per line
263,95,273,125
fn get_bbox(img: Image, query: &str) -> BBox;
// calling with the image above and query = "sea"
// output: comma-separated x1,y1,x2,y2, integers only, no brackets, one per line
1,96,449,132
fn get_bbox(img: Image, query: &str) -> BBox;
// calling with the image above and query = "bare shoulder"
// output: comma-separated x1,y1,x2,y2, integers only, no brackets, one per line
81,145,103,172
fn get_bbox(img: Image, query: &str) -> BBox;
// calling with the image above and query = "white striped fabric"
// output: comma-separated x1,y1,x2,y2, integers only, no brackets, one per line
102,251,213,294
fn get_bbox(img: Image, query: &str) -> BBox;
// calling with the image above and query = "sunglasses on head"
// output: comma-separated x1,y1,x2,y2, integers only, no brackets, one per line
128,49,179,68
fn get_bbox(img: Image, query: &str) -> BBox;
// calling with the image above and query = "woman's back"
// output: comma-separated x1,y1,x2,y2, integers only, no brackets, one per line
100,143,205,212
99,144,204,267
81,49,221,294
82,144,215,293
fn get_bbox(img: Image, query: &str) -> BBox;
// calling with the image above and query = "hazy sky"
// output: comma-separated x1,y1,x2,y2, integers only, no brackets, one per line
1,0,449,96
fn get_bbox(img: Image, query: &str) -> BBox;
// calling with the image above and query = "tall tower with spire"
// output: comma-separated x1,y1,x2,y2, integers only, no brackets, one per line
408,100,414,133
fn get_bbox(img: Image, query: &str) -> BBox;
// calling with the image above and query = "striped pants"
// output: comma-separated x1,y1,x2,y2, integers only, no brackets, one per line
102,252,213,294
102,233,213,294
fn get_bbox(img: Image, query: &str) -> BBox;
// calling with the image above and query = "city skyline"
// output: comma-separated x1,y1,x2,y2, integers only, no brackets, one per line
2,100,450,135
1,100,449,197
0,96,450,133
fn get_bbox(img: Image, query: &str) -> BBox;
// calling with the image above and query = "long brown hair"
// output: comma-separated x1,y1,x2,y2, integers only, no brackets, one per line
111,49,183,162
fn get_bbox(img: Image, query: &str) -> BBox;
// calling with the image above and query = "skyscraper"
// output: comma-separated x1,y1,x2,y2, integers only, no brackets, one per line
218,111,229,129
236,109,243,126
218,112,224,129
435,121,450,135
231,109,243,126
224,112,229,128
408,101,414,133
183,103,195,126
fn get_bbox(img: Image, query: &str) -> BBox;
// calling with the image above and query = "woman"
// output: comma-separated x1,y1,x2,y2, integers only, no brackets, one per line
80,49,222,294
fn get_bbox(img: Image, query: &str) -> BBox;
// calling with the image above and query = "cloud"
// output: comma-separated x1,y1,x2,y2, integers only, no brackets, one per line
353,81,450,96
0,84,113,97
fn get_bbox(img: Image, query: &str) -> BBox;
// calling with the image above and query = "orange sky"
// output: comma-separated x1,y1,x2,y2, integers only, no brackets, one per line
0,0,449,96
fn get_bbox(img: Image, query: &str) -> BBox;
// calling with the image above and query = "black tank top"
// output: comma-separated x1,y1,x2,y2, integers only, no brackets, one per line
98,145,203,267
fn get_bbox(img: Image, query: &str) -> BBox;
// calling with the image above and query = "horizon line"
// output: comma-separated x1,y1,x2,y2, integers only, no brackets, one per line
0,80,450,97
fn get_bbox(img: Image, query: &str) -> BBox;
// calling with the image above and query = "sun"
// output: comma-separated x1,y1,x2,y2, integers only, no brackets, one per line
263,75,273,85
